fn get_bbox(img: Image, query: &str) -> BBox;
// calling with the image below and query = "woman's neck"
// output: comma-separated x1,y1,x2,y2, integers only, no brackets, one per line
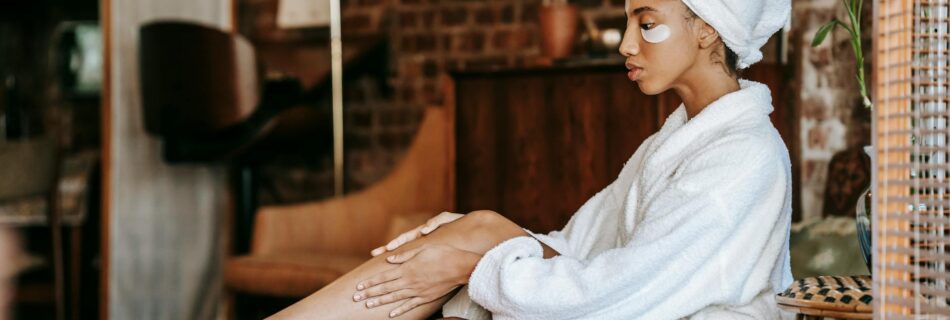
672,63,741,120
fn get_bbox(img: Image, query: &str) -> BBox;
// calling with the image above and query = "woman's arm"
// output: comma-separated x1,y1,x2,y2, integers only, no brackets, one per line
467,146,789,319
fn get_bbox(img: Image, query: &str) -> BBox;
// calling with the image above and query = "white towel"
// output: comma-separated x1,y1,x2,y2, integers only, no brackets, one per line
442,80,794,319
681,0,791,69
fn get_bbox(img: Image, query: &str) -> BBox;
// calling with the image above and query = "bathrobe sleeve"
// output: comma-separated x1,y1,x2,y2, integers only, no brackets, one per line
524,180,618,259
441,136,657,319
466,138,790,319
442,184,625,320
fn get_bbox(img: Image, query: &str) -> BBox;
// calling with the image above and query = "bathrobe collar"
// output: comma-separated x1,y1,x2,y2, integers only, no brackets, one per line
650,79,773,164
633,80,774,223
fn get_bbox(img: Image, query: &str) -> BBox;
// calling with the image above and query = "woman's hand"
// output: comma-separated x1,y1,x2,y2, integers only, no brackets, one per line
370,212,464,257
353,244,481,318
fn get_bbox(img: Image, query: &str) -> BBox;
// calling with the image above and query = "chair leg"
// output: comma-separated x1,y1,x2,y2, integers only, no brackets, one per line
68,227,81,320
232,165,257,255
49,197,64,320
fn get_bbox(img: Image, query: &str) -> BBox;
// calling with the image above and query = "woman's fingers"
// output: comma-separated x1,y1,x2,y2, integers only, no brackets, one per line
358,278,405,302
355,268,401,295
389,297,427,318
386,246,425,264
364,288,413,309
421,212,462,235
371,225,424,256
372,212,463,256
386,228,420,251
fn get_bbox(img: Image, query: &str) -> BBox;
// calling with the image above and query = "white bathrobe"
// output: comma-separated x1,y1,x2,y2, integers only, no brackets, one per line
442,80,794,320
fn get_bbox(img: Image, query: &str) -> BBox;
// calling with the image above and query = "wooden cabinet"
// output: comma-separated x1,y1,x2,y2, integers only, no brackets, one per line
449,62,792,233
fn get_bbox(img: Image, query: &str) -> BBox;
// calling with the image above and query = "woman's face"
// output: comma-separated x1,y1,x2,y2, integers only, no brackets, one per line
620,0,700,95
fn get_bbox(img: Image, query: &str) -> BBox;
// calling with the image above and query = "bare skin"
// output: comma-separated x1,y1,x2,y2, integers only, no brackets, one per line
272,0,743,318
269,210,558,320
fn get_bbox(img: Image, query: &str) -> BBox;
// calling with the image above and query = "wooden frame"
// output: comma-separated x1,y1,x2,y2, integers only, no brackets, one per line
98,0,239,318
873,0,950,316
98,0,111,317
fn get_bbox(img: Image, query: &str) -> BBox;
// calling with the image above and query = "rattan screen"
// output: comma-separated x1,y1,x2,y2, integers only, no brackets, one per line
874,0,950,317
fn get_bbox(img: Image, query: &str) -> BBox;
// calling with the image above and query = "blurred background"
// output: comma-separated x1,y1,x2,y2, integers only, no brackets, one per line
0,0,873,319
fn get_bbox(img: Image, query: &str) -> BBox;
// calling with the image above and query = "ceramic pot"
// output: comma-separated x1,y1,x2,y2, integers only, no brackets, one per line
539,4,579,59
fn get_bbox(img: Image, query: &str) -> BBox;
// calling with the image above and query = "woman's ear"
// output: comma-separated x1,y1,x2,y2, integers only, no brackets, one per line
696,21,720,49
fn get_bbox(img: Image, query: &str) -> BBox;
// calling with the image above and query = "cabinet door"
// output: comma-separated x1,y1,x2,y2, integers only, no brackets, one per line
454,70,659,233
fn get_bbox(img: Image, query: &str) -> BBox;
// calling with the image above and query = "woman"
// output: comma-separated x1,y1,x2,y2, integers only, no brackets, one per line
272,0,792,318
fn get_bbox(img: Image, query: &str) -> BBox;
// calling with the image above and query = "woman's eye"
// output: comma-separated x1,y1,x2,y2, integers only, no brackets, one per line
640,23,655,30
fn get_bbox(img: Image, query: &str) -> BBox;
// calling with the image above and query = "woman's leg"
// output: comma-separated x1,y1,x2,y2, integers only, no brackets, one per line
269,210,557,320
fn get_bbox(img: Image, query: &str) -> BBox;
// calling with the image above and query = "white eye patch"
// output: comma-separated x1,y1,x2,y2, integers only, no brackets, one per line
641,24,671,44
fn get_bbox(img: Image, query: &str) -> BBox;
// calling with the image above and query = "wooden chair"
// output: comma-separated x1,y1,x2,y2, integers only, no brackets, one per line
223,106,454,302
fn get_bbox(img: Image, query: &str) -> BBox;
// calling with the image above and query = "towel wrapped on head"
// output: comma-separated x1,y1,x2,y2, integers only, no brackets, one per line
681,0,791,69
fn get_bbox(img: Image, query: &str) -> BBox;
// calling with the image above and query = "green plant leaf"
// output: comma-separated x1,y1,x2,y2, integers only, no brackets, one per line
812,20,838,47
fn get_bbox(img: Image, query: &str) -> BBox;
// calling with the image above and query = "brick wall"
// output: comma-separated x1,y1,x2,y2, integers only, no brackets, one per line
389,0,625,107
788,0,872,222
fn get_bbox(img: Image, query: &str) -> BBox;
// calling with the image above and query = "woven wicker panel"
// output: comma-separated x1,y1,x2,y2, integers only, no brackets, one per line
778,275,874,315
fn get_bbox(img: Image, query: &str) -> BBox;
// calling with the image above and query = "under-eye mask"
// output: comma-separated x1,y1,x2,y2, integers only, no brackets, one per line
641,24,671,44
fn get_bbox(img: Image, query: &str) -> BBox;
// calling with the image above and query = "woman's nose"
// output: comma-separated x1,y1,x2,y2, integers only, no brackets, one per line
619,27,640,57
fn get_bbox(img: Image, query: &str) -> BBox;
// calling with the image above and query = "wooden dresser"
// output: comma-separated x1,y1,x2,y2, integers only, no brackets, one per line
447,60,792,233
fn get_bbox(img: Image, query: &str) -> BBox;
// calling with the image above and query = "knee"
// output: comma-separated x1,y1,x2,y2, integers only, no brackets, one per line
465,210,503,226
464,210,521,235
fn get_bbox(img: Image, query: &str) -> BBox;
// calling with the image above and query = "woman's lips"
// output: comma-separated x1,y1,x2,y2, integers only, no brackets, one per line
627,67,643,82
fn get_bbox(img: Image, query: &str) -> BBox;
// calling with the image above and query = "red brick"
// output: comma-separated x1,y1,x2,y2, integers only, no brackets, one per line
492,29,511,51
342,13,373,31
399,11,419,29
500,4,515,23
422,59,440,77
435,34,448,52
456,31,486,52
421,10,435,28
522,3,539,24
416,34,437,52
398,85,416,103
475,6,495,25
441,7,468,27
575,0,601,9
400,59,423,78
399,36,415,52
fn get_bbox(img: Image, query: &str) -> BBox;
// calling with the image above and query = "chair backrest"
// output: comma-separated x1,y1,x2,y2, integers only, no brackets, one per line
139,21,260,139
250,107,454,255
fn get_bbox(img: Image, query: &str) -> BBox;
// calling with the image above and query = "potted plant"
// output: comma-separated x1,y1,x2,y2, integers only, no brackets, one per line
812,0,870,108
539,0,579,59
811,0,873,272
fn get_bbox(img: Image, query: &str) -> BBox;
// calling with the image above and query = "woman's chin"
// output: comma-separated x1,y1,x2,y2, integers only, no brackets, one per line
635,81,663,96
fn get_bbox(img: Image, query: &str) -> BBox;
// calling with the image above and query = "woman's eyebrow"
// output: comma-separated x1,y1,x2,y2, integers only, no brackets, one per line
633,6,658,15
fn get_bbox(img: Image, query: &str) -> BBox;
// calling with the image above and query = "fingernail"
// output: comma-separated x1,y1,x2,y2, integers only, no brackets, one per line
353,294,361,301
390,311,398,317
357,283,364,290
387,256,395,261
366,301,375,307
